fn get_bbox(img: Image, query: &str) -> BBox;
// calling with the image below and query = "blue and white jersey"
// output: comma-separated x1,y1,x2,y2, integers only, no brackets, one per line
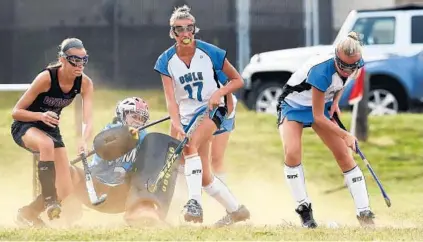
89,122,147,186
283,54,363,107
154,40,227,125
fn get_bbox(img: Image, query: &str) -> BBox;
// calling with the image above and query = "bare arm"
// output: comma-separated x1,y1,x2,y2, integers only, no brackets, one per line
220,59,244,96
220,59,243,113
333,89,344,105
80,75,94,143
312,87,349,138
161,75,182,128
12,71,50,122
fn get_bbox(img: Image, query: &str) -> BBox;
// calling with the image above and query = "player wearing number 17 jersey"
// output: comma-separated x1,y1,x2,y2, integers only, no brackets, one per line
154,5,249,227
154,38,227,126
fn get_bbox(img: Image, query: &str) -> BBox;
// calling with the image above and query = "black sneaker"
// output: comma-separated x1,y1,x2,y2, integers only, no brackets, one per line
183,199,203,223
16,206,45,228
357,210,375,227
214,205,250,227
45,201,61,220
295,203,318,228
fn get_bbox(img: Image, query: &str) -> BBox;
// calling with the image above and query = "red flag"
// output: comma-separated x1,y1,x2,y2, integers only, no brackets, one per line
348,67,365,105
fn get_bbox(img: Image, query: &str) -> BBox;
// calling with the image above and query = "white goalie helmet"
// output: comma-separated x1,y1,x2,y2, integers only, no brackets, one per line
115,97,150,128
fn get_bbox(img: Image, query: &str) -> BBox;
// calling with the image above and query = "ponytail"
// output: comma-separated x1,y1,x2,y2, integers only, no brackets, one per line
46,61,62,69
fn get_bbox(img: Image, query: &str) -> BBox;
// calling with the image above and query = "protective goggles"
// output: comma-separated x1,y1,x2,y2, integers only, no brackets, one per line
172,24,195,37
63,54,89,67
334,54,363,73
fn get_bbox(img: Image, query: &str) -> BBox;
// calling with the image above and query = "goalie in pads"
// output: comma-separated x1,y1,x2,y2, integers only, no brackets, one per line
17,97,179,227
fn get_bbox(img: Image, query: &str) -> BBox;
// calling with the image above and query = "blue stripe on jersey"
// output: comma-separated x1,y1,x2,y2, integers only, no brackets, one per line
195,40,227,70
305,58,336,92
154,45,177,77
154,40,226,77
216,70,229,86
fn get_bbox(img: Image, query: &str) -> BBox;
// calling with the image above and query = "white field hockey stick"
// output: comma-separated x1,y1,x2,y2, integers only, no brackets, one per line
146,107,217,193
80,152,107,206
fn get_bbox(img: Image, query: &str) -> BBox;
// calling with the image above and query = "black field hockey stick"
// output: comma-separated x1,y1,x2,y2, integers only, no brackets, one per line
146,107,217,193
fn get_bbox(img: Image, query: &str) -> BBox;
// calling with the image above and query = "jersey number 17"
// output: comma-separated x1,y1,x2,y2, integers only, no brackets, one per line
184,82,203,101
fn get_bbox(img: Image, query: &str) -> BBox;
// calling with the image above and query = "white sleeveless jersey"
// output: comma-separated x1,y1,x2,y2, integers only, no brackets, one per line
283,54,363,107
154,40,228,125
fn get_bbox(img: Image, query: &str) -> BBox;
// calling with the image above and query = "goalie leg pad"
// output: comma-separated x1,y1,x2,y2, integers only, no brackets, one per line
126,132,180,220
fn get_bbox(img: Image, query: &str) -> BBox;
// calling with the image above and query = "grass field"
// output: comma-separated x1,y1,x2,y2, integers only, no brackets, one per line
0,89,422,241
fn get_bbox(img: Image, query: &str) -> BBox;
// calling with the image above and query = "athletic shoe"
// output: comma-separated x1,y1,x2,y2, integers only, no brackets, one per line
46,201,61,220
183,199,203,223
295,203,318,228
214,205,250,227
357,210,375,227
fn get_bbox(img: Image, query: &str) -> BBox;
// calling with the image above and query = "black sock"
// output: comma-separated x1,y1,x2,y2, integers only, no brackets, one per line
38,161,57,205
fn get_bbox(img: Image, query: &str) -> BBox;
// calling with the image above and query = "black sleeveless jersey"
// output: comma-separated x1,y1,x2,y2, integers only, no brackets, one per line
25,67,82,129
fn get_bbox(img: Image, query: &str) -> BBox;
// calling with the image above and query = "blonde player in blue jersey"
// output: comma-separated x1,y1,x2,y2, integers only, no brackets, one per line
154,5,250,227
277,32,375,228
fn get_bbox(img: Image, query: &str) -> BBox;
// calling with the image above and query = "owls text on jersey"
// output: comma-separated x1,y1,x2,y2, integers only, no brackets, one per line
281,54,363,107
89,122,147,186
154,40,227,125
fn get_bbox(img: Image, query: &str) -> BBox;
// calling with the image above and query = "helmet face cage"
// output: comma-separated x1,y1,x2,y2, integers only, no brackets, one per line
115,97,149,128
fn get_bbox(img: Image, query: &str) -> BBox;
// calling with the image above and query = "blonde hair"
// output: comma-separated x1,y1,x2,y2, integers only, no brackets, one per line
47,37,85,68
336,32,362,57
169,5,200,39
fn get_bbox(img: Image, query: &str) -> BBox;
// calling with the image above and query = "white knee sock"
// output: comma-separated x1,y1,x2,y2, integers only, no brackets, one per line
284,163,310,206
214,172,226,184
203,176,239,213
184,155,203,205
176,164,187,193
178,164,185,176
344,166,370,215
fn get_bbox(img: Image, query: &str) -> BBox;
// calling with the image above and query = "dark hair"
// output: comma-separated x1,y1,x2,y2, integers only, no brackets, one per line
46,38,85,68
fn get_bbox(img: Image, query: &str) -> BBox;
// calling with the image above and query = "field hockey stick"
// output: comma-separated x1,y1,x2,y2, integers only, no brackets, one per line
32,148,96,198
32,150,96,198
333,113,391,208
135,115,170,132
70,149,95,165
323,184,347,194
146,107,217,193
79,152,108,206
